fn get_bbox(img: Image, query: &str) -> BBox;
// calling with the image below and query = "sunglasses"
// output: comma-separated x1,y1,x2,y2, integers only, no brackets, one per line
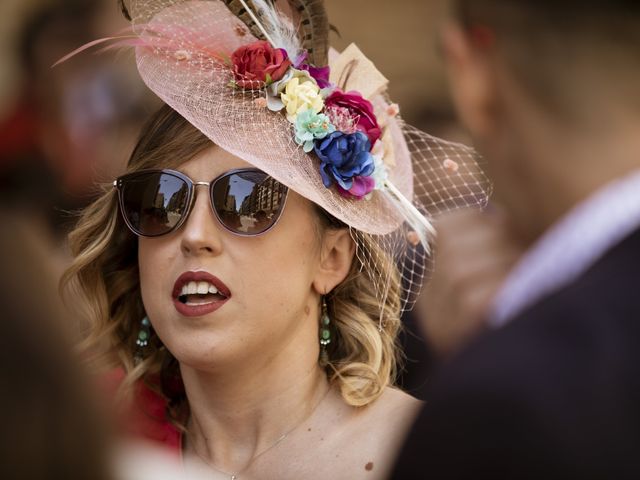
113,168,289,237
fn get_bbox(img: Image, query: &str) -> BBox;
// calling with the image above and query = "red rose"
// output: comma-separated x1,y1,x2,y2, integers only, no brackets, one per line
325,90,381,145
231,40,292,89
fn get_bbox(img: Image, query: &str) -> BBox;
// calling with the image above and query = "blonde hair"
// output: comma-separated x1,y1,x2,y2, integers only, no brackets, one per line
62,104,403,413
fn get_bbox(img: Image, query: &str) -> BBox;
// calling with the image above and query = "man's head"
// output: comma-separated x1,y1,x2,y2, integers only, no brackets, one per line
442,1,640,240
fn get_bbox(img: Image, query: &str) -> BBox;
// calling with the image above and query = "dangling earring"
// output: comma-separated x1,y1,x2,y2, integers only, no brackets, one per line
135,316,151,362
319,297,331,365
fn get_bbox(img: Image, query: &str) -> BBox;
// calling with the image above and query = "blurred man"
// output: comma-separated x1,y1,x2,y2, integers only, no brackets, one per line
392,1,640,478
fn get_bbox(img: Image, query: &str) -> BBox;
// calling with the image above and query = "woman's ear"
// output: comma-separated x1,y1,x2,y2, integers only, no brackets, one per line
312,228,355,294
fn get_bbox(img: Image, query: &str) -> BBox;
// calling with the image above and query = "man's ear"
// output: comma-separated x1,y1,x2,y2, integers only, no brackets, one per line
441,22,497,141
312,228,355,294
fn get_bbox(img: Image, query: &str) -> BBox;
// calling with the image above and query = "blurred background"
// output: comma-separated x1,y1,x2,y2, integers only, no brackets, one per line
0,0,462,392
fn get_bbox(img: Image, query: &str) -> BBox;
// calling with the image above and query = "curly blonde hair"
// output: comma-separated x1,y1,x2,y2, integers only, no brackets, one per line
62,104,404,413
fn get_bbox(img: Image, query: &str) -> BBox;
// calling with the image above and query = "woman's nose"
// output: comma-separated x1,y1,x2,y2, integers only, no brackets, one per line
179,187,223,256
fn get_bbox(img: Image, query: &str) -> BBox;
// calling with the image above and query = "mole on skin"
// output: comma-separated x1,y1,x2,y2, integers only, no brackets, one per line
365,462,374,471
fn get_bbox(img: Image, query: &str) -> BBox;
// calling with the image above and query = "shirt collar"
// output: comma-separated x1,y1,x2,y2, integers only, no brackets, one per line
489,169,640,328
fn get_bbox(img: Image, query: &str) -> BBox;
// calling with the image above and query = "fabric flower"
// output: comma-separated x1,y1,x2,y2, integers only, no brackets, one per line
292,52,332,89
266,69,313,112
324,90,381,145
231,40,291,89
298,63,332,89
336,175,376,200
314,131,375,198
324,105,359,134
294,110,336,152
370,140,389,190
280,73,324,122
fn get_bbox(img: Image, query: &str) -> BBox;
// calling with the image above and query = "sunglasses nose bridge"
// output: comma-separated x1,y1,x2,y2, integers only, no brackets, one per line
191,181,213,214
192,181,214,216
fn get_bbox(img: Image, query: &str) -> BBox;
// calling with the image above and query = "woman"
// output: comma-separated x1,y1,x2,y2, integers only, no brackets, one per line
62,0,489,478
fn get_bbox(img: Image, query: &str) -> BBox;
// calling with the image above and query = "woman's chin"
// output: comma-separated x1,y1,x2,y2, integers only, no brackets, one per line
165,340,242,372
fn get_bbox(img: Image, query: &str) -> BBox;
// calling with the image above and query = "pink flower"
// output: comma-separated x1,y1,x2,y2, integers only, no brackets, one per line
325,105,359,134
336,175,376,200
231,40,292,89
443,158,460,173
386,103,400,117
324,90,381,145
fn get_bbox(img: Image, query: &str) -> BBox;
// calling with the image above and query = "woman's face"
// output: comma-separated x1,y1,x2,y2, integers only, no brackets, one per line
138,146,326,371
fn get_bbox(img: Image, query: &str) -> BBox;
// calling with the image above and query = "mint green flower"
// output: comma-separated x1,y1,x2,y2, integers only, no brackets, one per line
294,110,336,152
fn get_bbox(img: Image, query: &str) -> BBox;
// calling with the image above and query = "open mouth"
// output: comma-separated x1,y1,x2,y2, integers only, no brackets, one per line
177,280,229,305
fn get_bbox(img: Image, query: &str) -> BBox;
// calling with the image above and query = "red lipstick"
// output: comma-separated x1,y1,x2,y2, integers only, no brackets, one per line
172,271,231,317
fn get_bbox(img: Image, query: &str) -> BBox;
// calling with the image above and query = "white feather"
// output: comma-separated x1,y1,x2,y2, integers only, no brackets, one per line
246,0,304,61
381,180,436,255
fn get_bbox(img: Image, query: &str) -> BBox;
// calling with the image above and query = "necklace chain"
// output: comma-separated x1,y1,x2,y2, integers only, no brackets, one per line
187,386,331,480
190,431,288,480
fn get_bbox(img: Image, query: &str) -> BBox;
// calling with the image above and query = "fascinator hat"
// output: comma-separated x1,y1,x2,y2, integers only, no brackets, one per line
61,0,490,314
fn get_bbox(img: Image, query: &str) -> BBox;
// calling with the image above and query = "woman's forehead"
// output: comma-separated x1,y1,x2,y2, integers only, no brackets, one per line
177,145,254,179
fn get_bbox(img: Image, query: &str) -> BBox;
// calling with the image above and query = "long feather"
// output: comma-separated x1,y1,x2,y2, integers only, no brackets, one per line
222,0,328,66
286,0,329,66
249,0,303,61
381,180,436,255
221,0,268,42
52,35,135,67
118,0,132,21
237,0,277,45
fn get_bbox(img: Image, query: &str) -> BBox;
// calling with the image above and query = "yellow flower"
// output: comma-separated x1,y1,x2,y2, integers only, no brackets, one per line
280,72,323,122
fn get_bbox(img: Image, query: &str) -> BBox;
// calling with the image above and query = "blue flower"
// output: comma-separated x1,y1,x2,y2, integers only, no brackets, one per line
314,131,375,191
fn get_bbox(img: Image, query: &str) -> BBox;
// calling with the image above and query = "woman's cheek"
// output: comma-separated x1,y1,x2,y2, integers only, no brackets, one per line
138,240,173,316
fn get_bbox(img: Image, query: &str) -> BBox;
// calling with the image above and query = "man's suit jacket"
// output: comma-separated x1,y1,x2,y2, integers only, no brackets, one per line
390,227,640,479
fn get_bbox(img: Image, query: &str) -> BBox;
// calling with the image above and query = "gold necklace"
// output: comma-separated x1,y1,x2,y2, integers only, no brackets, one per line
189,429,290,480
187,386,332,480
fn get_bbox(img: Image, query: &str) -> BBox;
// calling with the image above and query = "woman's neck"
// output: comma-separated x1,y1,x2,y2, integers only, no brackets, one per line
181,351,330,474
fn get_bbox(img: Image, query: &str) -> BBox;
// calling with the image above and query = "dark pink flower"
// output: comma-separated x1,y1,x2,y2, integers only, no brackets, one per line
336,175,376,200
324,105,359,134
324,90,381,145
298,63,331,88
231,40,292,89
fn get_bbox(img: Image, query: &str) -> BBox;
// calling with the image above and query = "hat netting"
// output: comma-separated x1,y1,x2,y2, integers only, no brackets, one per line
119,0,492,319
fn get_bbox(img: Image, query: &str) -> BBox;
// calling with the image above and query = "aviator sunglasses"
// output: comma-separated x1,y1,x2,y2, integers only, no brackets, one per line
114,168,289,237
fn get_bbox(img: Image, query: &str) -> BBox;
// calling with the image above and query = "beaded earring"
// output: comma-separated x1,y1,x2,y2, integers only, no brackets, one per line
319,297,331,365
134,316,151,362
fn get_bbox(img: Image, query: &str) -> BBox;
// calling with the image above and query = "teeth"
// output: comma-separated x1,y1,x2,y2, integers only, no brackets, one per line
197,281,209,294
179,280,220,297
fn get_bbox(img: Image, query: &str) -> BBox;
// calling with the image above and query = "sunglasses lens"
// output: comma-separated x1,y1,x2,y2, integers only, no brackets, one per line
212,171,287,235
119,172,190,236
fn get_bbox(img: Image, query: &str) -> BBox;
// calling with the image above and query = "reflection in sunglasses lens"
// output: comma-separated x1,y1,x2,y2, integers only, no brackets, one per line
121,172,189,236
212,171,286,235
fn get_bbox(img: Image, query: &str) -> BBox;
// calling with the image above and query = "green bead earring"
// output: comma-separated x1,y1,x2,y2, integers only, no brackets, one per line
134,316,152,364
136,316,151,348
319,297,331,365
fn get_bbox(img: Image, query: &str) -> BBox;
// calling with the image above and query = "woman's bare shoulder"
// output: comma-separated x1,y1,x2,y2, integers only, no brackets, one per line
319,388,422,479
361,387,423,427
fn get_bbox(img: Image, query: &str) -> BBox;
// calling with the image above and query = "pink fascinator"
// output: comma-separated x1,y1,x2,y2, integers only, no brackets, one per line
60,0,491,315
